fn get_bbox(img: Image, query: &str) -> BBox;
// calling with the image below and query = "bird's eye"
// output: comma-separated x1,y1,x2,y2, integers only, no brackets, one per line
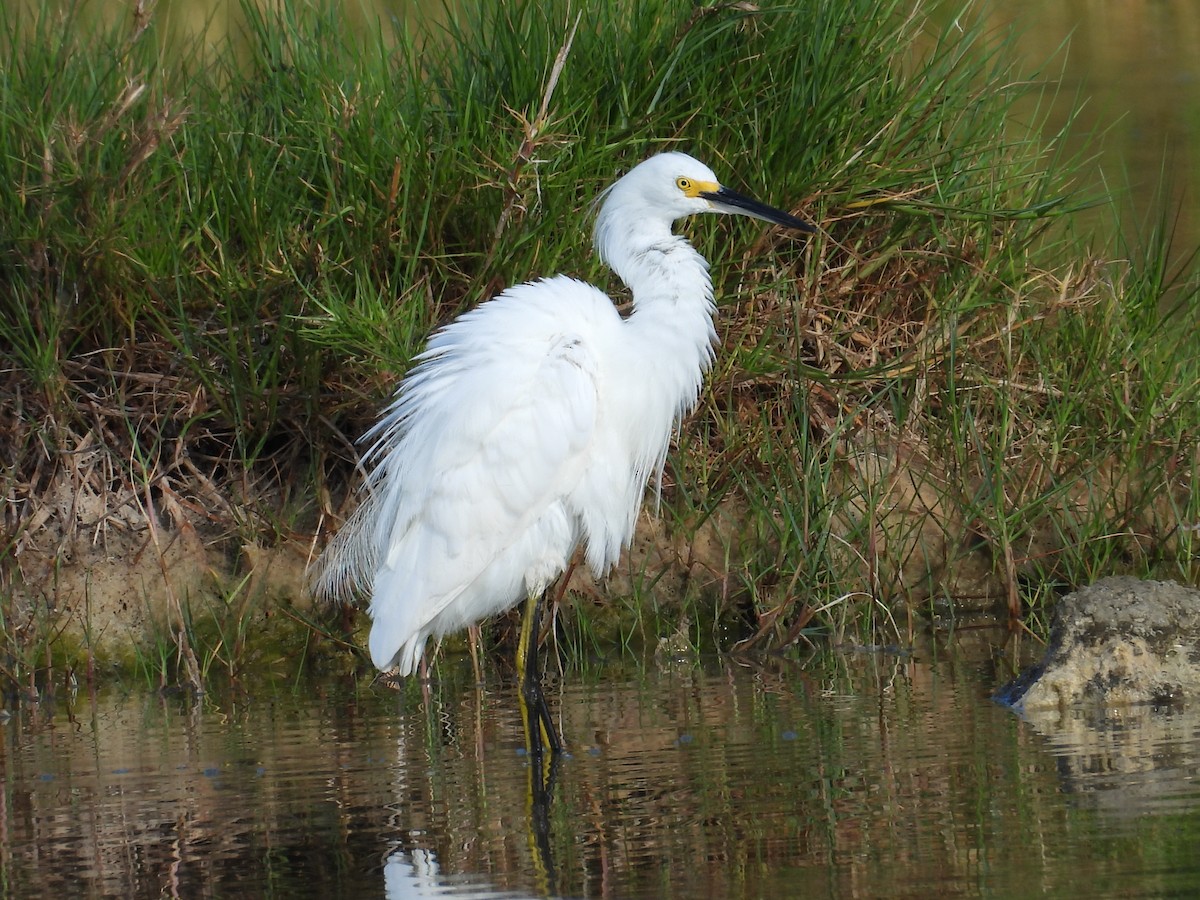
676,176,693,193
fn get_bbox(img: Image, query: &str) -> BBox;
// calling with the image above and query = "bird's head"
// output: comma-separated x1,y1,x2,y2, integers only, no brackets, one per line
596,151,814,234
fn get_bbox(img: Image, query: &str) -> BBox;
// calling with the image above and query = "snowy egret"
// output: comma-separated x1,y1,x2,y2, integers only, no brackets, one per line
314,151,812,746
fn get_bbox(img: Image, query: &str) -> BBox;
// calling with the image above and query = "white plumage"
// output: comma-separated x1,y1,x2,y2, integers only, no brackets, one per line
313,151,811,675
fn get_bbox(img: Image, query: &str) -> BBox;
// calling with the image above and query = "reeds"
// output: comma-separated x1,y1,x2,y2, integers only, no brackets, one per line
1,0,1196,691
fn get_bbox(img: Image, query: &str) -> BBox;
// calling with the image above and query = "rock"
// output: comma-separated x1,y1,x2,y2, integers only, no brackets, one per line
996,576,1200,713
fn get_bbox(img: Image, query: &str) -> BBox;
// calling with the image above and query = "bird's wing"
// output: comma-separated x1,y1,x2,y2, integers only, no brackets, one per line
357,278,615,668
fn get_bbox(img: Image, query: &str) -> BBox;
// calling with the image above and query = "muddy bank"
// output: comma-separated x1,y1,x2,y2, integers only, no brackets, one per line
3,417,1194,678
9,494,315,674
6,474,760,669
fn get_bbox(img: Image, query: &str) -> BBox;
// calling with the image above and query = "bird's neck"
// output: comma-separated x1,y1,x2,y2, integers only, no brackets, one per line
601,218,715,314
611,230,719,421
623,237,715,319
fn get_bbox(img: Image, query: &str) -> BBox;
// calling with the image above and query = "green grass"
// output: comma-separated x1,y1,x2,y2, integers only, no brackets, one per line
1,0,1197,693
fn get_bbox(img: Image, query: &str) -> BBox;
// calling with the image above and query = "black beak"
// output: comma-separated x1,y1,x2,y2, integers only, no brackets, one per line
700,185,815,233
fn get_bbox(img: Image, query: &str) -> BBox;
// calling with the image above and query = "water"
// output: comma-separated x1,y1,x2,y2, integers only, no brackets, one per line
986,0,1200,268
4,645,1199,898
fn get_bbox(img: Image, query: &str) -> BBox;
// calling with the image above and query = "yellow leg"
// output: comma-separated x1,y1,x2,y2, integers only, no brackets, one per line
516,590,563,757
516,590,539,688
516,591,560,892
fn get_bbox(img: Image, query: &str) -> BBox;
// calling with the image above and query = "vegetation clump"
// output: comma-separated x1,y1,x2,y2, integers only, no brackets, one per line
1,0,1196,693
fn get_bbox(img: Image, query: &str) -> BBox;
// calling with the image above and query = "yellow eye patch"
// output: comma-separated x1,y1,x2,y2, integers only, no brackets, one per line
675,176,719,198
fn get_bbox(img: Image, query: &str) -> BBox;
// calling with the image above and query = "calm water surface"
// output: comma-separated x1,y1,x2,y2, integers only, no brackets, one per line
4,645,1199,898
988,0,1200,267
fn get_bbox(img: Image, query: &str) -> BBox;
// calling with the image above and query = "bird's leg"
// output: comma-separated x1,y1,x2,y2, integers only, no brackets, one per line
516,590,563,757
417,655,432,709
516,590,561,892
467,623,483,685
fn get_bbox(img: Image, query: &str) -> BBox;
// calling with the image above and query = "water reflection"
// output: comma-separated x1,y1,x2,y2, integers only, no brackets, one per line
383,845,536,899
3,649,1199,897
1019,702,1200,822
986,0,1200,262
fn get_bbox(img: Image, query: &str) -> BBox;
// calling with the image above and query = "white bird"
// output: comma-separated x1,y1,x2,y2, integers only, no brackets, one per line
314,151,812,687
